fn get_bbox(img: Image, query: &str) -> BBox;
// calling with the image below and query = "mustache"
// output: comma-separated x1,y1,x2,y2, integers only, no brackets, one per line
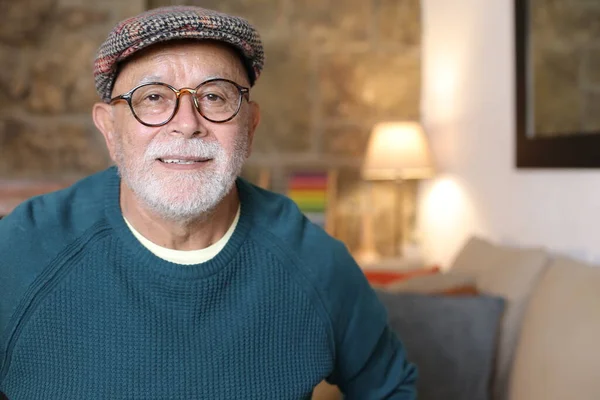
144,138,222,160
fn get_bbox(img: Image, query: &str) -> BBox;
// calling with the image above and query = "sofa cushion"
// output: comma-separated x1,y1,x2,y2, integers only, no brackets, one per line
384,271,476,295
510,257,600,400
450,236,549,400
376,291,504,400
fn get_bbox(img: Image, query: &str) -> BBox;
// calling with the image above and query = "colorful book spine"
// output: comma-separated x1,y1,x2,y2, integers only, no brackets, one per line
287,173,328,228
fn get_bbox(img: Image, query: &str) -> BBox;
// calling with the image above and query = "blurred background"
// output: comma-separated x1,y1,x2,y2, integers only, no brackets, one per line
3,0,600,269
0,0,423,260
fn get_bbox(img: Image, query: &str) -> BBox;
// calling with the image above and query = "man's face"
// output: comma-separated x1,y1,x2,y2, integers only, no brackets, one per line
98,41,259,221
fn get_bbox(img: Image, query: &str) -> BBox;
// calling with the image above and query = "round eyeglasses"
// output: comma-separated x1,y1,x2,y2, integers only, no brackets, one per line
109,78,250,127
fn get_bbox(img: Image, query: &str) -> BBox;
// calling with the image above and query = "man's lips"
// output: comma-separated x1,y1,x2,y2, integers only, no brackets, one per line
157,157,212,165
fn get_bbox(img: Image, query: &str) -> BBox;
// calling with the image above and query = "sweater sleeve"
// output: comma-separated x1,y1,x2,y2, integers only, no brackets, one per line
325,247,418,399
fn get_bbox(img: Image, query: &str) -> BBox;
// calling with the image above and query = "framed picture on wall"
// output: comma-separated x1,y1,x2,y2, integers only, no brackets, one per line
515,0,600,168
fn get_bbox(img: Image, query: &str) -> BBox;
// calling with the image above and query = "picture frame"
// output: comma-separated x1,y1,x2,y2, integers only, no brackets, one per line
515,0,600,168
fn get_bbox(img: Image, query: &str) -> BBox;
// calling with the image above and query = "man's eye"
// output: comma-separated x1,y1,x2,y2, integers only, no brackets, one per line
203,93,224,102
145,94,163,102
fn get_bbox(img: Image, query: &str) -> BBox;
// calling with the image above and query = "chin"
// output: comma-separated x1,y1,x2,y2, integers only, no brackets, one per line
135,173,235,222
141,191,218,221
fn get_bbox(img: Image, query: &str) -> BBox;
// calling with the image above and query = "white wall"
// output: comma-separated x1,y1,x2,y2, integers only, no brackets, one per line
417,0,600,267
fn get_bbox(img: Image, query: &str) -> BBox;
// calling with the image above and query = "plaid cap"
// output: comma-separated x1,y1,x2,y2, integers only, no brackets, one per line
94,6,264,103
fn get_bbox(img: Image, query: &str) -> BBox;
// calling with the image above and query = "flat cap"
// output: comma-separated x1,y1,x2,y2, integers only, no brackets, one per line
94,6,264,103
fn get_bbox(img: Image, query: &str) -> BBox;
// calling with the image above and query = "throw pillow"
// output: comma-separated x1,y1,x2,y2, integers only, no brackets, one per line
376,291,505,400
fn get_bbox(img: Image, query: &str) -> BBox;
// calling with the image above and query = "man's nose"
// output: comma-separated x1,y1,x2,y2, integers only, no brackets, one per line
168,90,207,138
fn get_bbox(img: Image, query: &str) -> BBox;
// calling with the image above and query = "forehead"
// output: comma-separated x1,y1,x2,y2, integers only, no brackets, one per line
115,40,248,86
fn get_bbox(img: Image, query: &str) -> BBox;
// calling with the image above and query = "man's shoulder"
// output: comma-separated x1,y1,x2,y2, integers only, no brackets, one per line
237,177,344,259
0,168,114,350
0,168,112,248
238,178,366,304
0,167,113,273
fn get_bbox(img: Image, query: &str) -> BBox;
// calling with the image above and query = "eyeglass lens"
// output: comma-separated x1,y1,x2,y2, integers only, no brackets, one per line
130,80,242,125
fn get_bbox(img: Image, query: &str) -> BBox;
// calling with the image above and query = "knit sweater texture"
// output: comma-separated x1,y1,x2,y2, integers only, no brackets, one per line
0,167,417,399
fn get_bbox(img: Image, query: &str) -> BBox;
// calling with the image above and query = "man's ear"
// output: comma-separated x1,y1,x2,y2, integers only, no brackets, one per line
245,101,261,158
93,102,118,162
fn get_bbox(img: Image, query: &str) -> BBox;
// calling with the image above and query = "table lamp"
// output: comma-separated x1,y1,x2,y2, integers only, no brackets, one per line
355,121,435,263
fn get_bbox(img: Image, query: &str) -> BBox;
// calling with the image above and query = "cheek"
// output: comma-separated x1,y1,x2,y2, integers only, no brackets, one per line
118,123,157,157
219,129,249,157
112,110,152,152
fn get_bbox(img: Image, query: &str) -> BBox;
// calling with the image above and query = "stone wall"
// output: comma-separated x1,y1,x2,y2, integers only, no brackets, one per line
0,0,422,256
532,0,600,136
0,0,145,181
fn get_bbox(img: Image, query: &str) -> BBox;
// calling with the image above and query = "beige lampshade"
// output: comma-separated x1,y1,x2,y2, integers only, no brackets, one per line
362,121,435,180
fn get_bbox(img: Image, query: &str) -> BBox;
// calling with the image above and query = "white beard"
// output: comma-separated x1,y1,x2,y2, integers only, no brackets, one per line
115,132,248,223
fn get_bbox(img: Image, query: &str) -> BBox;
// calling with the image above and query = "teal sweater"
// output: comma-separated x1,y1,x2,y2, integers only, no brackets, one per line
0,167,417,399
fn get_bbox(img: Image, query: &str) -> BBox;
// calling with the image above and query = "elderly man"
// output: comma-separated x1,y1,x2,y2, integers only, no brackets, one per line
0,6,417,399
